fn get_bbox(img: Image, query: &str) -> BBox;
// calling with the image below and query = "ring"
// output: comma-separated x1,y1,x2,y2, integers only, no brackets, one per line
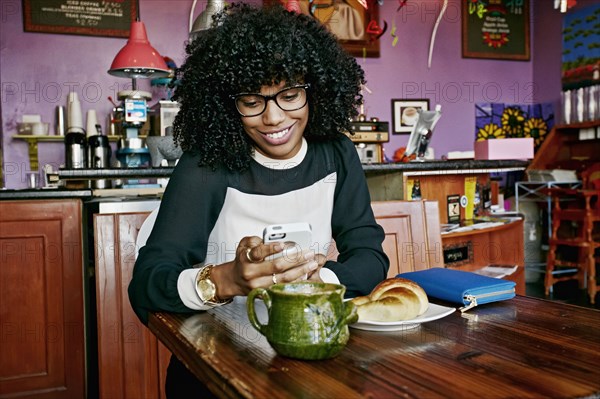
245,247,254,263
272,273,278,284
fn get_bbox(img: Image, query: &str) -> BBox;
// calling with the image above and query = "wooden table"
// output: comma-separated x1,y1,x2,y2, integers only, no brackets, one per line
149,296,600,398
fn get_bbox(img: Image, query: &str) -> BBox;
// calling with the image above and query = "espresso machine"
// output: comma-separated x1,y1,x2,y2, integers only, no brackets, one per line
347,118,389,163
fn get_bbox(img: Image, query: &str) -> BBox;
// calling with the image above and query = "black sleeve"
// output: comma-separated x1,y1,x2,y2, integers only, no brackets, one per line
128,152,226,324
324,137,389,298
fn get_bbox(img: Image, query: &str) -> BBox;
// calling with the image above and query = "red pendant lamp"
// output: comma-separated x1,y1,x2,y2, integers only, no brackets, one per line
108,3,169,79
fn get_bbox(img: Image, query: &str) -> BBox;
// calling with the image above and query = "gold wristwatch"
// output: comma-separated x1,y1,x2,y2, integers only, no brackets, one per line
195,264,232,307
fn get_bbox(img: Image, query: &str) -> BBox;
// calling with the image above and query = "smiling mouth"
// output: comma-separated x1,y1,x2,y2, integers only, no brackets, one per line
263,127,290,140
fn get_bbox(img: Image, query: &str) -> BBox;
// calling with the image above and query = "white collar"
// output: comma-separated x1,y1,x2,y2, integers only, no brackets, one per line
251,138,308,170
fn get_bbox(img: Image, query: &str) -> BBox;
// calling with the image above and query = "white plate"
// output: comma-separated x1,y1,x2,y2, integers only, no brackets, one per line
349,303,456,332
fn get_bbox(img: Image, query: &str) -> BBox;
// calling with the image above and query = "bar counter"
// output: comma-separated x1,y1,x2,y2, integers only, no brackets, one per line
149,296,600,399
44,159,527,182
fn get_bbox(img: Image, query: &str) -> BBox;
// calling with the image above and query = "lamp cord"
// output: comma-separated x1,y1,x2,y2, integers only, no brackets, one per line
428,0,448,69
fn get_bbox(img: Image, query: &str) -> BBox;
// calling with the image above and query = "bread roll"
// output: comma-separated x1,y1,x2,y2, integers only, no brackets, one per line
369,277,429,316
350,295,371,306
356,292,420,322
353,277,429,322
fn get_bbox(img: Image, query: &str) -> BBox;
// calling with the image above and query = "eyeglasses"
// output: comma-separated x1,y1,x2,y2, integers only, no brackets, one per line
230,84,310,117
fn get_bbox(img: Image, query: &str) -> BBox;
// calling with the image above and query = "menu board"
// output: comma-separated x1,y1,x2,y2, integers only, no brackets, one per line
23,0,136,38
462,0,530,61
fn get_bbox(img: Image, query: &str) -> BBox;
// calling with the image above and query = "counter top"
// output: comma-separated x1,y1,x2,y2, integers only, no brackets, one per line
4,160,527,200
47,167,174,183
363,159,528,174
0,188,93,200
47,160,528,182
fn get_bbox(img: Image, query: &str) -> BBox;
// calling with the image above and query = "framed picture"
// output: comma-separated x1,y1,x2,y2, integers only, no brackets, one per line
23,0,137,38
391,99,429,134
462,0,530,61
264,0,380,57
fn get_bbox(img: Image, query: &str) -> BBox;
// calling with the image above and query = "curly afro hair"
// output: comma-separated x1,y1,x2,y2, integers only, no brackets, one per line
172,3,366,171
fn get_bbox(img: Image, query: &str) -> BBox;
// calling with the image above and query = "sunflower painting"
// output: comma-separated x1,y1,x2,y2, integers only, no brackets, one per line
524,118,549,148
475,102,554,150
501,107,525,137
476,123,504,141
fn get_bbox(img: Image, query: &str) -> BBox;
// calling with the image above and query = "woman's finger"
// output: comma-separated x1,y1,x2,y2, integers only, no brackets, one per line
271,260,319,285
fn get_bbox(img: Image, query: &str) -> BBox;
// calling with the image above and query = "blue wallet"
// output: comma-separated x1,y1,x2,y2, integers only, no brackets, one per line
397,267,516,312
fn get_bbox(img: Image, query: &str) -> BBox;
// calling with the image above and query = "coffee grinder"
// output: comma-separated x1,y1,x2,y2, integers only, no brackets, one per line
115,90,152,165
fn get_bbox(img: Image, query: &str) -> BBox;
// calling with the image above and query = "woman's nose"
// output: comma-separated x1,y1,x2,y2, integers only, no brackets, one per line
262,99,285,125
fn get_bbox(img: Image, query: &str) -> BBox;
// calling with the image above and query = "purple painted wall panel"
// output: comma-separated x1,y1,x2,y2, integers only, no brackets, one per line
1,0,563,188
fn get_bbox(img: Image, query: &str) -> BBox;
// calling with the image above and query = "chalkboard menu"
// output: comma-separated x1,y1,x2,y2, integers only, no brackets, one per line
462,0,530,61
23,0,136,38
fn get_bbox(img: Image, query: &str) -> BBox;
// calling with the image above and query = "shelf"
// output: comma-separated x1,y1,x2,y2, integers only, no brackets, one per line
13,134,122,142
441,219,523,239
515,181,583,259
12,134,122,171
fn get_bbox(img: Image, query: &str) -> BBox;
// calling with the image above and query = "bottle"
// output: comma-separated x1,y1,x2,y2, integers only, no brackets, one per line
65,130,87,169
474,182,481,216
411,179,422,201
87,124,111,189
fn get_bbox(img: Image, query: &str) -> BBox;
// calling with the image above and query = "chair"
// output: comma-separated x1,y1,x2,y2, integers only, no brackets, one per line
545,163,600,304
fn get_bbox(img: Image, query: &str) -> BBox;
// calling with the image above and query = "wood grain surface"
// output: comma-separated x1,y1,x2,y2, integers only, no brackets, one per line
149,296,600,399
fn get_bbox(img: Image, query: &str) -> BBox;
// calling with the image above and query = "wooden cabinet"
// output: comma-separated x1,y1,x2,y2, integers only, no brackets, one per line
371,200,444,277
369,199,525,294
0,199,85,398
441,220,526,294
94,212,171,399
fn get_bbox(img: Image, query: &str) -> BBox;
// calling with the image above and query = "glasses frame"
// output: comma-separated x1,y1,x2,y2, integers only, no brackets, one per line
230,84,311,117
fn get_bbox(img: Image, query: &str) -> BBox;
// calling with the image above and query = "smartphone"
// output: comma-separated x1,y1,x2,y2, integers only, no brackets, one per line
263,222,312,261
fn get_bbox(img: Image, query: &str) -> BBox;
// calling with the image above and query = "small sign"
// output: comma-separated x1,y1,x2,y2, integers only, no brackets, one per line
23,0,136,38
462,0,530,61
460,195,469,208
447,194,461,224
443,242,473,267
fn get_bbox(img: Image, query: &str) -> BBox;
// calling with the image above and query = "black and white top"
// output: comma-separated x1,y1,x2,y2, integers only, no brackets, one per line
129,136,388,323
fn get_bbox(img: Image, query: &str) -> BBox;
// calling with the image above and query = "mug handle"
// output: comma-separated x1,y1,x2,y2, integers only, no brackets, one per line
247,287,271,335
343,300,358,325
326,300,358,344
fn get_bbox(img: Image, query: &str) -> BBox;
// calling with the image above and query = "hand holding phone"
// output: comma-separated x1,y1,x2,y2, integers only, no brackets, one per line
263,223,312,262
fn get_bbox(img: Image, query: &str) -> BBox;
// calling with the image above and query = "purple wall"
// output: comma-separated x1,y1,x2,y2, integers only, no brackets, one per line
1,0,564,188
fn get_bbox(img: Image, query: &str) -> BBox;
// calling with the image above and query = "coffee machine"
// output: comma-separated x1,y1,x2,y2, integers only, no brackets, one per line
109,90,159,187
347,118,389,163
113,90,152,167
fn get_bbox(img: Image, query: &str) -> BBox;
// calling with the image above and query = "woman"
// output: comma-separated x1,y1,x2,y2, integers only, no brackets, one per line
129,3,388,396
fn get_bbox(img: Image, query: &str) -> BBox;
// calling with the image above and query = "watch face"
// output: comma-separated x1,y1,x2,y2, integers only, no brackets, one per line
198,279,216,302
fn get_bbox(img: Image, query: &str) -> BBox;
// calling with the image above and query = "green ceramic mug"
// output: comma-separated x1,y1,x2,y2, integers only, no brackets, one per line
247,282,358,360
